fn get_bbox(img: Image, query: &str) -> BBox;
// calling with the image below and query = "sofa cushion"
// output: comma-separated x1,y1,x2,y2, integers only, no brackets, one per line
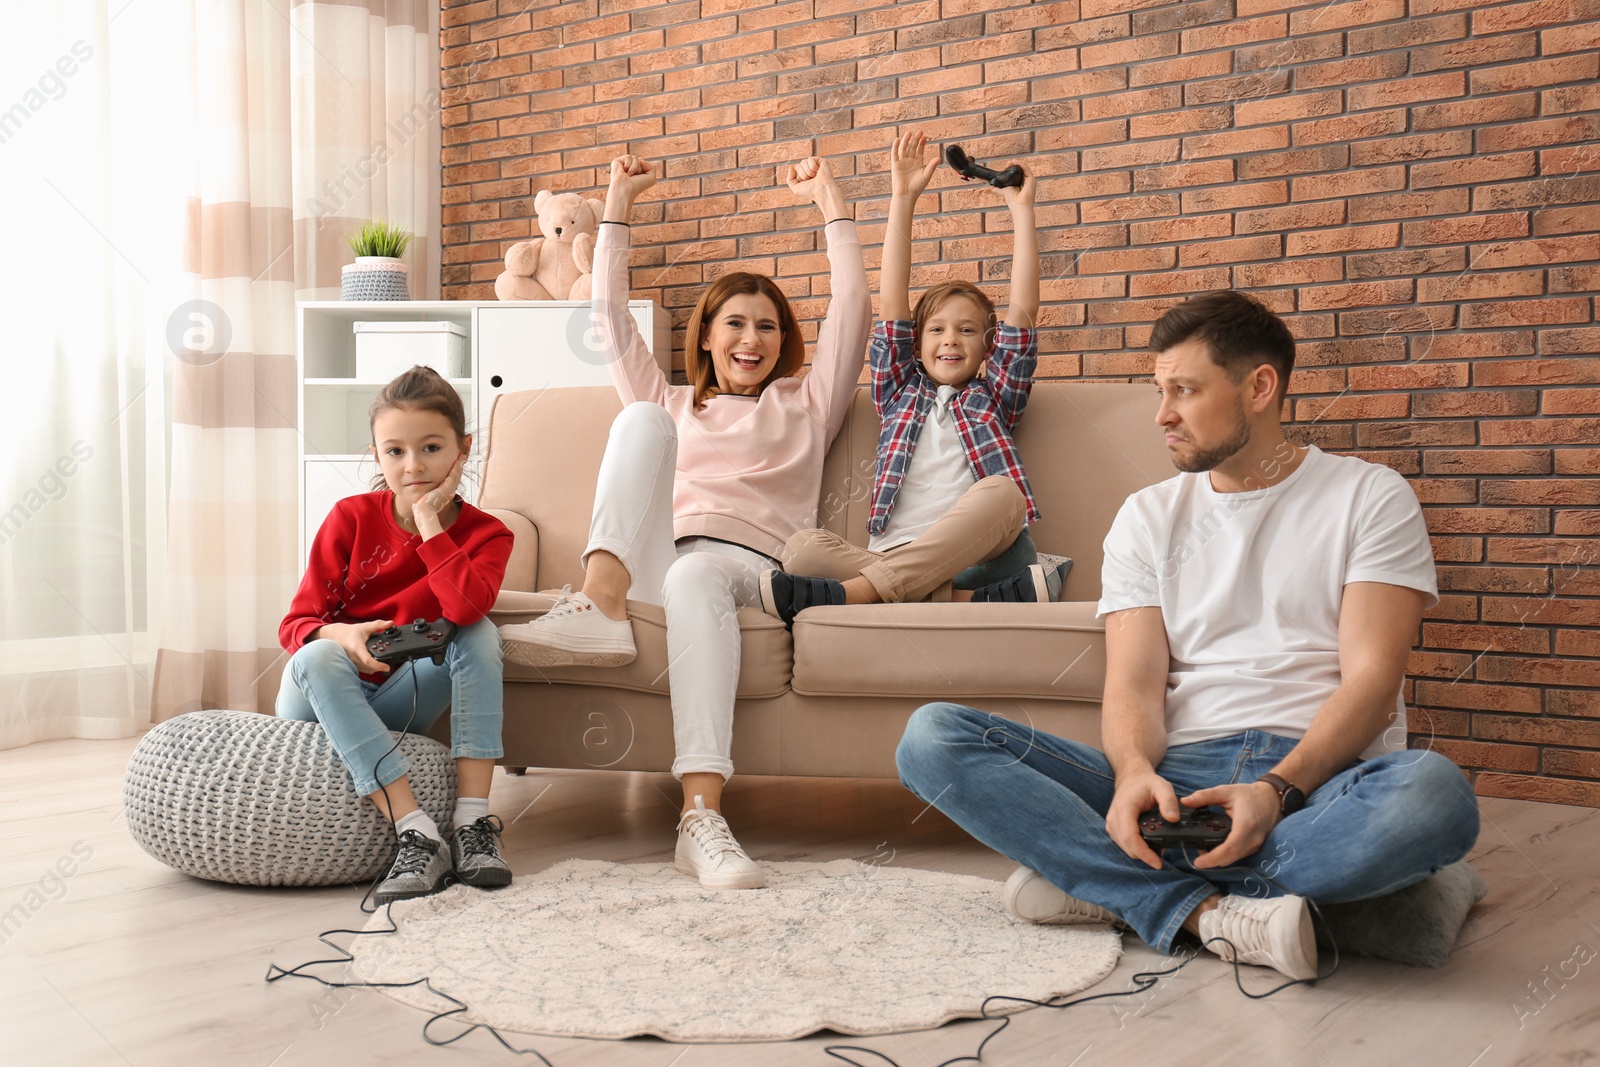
789,601,1106,702
490,590,792,699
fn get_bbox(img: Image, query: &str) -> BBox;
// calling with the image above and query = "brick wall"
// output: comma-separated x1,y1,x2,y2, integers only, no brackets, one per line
440,0,1600,806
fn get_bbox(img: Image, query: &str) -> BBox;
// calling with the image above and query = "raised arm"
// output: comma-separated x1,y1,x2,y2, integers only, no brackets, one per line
593,155,672,406
999,175,1039,330
881,131,940,323
788,156,872,433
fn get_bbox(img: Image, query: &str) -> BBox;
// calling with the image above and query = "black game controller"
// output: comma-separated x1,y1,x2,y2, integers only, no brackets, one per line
944,143,1026,189
366,618,457,668
1139,805,1234,851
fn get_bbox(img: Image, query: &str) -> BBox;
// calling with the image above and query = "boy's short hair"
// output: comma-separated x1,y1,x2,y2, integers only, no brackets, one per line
913,281,998,350
1149,290,1296,400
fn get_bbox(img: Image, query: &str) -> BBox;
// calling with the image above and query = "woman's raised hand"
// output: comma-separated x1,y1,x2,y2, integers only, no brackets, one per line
889,131,940,200
608,154,657,203
785,156,837,203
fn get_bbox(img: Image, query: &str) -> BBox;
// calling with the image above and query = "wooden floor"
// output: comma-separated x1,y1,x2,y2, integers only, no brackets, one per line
2,736,1597,1067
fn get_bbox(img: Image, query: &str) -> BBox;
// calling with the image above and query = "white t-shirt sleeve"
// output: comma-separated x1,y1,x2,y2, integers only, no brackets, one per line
1098,494,1163,617
1346,468,1439,608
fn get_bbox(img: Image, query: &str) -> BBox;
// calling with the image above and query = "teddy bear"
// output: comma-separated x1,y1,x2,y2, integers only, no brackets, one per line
494,189,605,301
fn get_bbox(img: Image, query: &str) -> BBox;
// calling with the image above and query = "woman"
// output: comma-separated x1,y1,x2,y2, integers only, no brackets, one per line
499,153,870,889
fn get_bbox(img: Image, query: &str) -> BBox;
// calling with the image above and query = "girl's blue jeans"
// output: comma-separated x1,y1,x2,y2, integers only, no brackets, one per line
896,702,1481,954
274,618,504,796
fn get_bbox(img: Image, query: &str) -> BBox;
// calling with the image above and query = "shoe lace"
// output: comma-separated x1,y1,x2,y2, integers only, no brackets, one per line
540,584,580,620
389,829,437,877
456,814,504,859
678,805,750,861
1209,897,1270,958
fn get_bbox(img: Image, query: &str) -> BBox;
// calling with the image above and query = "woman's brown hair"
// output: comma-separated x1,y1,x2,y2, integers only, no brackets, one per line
683,272,805,408
912,280,999,351
366,365,470,489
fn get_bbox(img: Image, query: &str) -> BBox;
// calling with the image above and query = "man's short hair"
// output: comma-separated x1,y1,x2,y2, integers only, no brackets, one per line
1149,291,1296,399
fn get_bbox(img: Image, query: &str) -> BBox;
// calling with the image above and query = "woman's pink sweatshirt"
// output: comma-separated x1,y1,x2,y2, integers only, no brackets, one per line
593,219,871,559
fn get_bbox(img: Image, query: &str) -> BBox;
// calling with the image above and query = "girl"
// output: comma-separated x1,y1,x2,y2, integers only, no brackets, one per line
760,130,1057,625
277,366,514,905
498,153,871,890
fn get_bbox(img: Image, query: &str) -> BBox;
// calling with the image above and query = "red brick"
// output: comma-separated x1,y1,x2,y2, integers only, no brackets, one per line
1476,175,1600,211
1179,126,1289,161
1180,183,1290,213
1295,335,1407,366
1295,393,1411,420
1544,389,1600,414
1473,0,1600,33
1128,267,1233,297
1234,257,1344,289
1409,705,1471,738
1291,166,1406,201
1545,748,1600,778
1475,712,1600,747
1428,739,1542,772
1424,449,1553,475
1542,329,1600,355
1294,53,1410,91
1130,52,1235,88
1349,247,1468,278
1549,689,1600,717
1418,271,1546,303
1360,421,1476,447
1298,279,1415,311
1483,479,1600,508
1238,145,1351,180
1349,363,1470,390
1543,20,1600,53
1482,116,1600,154
1416,680,1545,714
1471,53,1600,95
1348,72,1466,110
1425,592,1482,619
1474,236,1600,270
1234,90,1343,127
1408,650,1479,678
1078,247,1178,274
1099,154,1216,190
1127,213,1231,244
1078,195,1179,223
1402,213,1530,246
1180,14,1287,51
1081,140,1183,172
1460,298,1591,329
1412,32,1541,75
1292,109,1409,146
1181,235,1285,267
1125,111,1239,147
1413,94,1539,131
1475,773,1600,807
1286,223,1398,255
1488,536,1600,563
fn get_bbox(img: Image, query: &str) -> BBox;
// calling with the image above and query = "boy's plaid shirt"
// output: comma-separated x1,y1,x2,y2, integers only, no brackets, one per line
867,319,1041,538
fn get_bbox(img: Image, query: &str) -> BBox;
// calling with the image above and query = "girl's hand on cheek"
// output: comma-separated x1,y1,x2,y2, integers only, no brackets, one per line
412,454,465,532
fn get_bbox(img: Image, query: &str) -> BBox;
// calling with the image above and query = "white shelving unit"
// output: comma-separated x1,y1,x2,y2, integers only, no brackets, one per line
296,299,670,567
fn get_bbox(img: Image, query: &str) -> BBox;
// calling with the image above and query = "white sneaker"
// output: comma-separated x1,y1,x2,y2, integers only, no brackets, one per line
674,795,766,890
499,586,636,668
1003,866,1120,925
1197,893,1318,981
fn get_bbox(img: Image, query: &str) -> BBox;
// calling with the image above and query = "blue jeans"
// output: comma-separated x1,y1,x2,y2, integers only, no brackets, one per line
274,618,504,796
896,703,1481,954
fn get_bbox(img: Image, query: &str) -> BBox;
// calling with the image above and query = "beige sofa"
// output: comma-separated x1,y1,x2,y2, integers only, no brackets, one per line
446,381,1173,779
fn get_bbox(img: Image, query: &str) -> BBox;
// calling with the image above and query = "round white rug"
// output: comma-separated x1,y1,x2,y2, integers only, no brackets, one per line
348,859,1122,1042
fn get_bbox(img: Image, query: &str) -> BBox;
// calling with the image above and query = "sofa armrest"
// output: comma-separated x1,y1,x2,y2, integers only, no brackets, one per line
483,508,539,592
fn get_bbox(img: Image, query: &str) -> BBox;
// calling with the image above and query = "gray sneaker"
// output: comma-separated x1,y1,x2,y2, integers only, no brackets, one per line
449,815,513,888
374,829,453,905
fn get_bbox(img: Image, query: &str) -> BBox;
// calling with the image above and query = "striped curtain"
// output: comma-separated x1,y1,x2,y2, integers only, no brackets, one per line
148,0,442,722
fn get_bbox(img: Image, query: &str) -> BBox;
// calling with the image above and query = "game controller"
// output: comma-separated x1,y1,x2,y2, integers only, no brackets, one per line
944,143,1026,189
366,618,457,668
1139,805,1233,851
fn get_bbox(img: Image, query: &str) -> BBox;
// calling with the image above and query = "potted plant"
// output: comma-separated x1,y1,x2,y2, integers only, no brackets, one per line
340,221,414,301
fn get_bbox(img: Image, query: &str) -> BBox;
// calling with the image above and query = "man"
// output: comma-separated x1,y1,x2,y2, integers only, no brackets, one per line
896,290,1480,980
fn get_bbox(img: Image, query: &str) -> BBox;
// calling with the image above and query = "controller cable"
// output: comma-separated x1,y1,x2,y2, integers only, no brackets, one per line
265,656,554,1061
822,859,1339,1067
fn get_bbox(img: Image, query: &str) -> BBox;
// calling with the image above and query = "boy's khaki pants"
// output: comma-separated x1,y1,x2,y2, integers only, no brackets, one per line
780,476,1025,603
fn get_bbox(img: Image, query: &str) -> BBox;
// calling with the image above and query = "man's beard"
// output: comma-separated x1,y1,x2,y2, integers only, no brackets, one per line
1171,404,1252,473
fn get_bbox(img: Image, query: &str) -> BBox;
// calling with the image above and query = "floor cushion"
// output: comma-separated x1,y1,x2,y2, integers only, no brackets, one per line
1316,861,1487,968
124,709,456,887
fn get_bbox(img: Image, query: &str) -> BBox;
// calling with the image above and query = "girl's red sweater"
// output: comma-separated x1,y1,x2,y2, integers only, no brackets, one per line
279,491,512,683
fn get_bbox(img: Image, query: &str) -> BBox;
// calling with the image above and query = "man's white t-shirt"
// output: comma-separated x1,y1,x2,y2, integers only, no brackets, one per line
1097,446,1438,759
870,385,977,553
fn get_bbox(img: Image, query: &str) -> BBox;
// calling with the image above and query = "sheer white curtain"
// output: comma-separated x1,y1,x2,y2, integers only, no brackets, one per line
0,1,440,748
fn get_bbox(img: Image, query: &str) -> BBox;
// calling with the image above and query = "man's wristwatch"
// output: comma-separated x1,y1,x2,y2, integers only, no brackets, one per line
1257,772,1306,816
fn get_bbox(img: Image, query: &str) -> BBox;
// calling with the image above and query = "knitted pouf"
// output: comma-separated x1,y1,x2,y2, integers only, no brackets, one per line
124,710,457,887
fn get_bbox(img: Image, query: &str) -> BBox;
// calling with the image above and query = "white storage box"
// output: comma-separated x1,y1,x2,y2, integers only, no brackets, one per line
354,321,469,381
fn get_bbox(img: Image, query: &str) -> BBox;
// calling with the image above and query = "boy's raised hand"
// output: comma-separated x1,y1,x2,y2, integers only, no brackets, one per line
1000,173,1037,210
608,154,657,203
889,131,940,200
